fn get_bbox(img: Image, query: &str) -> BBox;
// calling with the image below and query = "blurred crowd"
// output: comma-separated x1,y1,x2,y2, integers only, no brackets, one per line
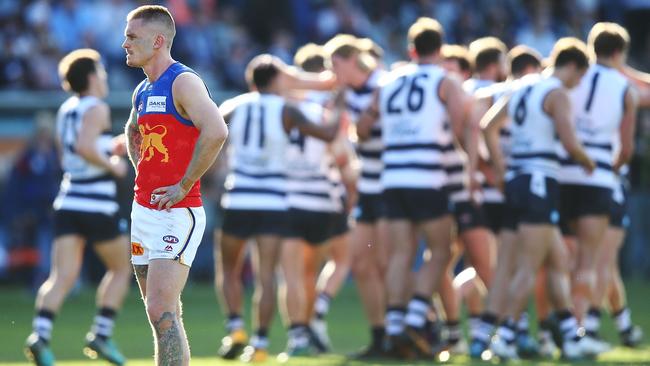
1,0,649,92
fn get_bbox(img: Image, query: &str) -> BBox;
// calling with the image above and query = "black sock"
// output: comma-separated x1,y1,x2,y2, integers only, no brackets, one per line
371,326,385,347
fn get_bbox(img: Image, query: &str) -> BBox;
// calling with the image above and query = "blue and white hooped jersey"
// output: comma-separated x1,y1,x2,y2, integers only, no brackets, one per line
558,64,629,189
507,75,563,180
221,92,290,211
53,96,118,215
378,63,450,189
286,101,342,213
345,69,387,195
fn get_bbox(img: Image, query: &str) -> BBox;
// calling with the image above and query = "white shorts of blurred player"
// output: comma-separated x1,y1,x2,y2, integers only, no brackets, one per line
130,201,206,267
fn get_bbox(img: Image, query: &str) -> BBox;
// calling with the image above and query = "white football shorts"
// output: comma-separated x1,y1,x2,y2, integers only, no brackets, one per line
130,201,206,267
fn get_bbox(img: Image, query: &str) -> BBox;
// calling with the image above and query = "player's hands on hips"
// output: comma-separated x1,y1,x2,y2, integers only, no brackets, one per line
152,181,191,211
581,157,596,175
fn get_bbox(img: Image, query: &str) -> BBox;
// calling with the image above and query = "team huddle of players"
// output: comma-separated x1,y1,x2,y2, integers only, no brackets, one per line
215,18,647,362
22,5,649,365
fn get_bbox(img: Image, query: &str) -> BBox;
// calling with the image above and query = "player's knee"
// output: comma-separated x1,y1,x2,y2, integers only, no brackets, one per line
52,269,80,290
350,257,373,279
146,302,177,327
255,276,276,294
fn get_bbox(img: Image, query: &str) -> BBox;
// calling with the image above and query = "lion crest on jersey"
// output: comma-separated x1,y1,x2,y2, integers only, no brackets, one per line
139,123,169,163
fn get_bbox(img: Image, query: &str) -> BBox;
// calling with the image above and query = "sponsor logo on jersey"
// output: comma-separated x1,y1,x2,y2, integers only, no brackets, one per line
131,242,144,256
163,235,179,244
146,96,166,112
139,124,169,163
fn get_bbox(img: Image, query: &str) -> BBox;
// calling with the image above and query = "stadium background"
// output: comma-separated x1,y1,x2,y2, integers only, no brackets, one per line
0,0,649,365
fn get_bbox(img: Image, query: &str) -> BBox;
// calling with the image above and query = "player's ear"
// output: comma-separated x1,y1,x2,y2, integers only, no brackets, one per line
407,44,417,60
153,34,165,50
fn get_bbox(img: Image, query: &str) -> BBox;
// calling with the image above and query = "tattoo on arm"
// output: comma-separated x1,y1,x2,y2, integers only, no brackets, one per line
153,311,183,366
125,110,142,168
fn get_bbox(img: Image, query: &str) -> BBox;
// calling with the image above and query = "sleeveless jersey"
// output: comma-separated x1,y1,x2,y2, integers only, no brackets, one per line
378,63,449,189
53,96,118,215
134,62,202,209
507,76,563,179
558,64,629,189
345,69,387,194
286,101,342,212
221,92,290,211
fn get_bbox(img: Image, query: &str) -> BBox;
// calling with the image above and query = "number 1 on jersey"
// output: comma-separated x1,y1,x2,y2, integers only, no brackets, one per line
243,104,266,148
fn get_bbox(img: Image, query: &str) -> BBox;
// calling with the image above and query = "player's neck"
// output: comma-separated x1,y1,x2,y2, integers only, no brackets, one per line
415,55,438,65
143,55,176,83
477,70,496,82
596,58,617,69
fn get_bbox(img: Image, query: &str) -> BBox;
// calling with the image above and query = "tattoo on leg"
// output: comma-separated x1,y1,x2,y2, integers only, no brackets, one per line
133,265,148,284
153,311,183,366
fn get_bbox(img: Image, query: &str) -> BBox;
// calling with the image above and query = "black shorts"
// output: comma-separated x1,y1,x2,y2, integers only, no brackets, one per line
353,193,386,224
221,209,289,239
54,209,124,243
330,211,349,237
287,209,335,245
505,174,560,228
560,184,612,222
483,202,506,233
453,201,488,233
559,184,613,235
383,188,450,222
610,188,629,229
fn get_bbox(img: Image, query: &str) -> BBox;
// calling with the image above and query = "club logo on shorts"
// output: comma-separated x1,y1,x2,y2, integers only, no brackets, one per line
163,235,179,244
131,242,144,256
165,245,173,252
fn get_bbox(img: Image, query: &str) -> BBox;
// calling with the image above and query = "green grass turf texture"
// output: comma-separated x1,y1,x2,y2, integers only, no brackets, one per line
1,280,649,365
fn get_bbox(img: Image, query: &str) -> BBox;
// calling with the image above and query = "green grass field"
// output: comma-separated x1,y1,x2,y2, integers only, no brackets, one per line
1,280,649,366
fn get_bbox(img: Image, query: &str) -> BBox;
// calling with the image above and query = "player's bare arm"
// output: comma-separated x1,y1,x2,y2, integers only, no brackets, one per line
356,90,379,140
441,75,477,187
614,86,639,170
125,99,142,169
464,93,487,195
620,65,650,108
281,63,337,91
545,88,595,173
283,92,344,142
480,94,510,191
77,103,127,178
152,72,228,211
